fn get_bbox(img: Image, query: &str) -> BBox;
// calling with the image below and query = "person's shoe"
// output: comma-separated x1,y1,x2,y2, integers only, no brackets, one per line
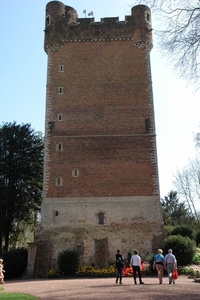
160,282,162,284
140,282,144,284
120,282,123,284
173,281,175,284
169,281,172,284
116,280,118,284
134,281,137,284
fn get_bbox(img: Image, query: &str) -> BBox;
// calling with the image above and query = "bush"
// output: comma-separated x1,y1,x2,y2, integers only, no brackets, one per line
192,252,200,265
2,247,27,278
164,226,174,236
196,247,200,253
179,267,196,275
196,231,200,246
163,235,196,266
171,225,195,240
58,249,80,276
145,253,157,275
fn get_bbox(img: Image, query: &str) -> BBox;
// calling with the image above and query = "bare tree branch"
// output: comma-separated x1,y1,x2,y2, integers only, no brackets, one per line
131,0,200,87
173,157,200,226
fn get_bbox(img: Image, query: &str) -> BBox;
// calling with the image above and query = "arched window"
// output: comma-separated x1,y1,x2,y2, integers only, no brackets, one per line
72,169,79,177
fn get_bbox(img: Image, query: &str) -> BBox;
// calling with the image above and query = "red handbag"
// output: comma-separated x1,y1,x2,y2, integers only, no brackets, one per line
171,269,178,280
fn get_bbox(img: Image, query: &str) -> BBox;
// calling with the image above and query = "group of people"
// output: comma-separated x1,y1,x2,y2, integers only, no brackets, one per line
0,259,5,284
115,248,177,285
116,249,144,284
1,249,176,286
153,248,177,284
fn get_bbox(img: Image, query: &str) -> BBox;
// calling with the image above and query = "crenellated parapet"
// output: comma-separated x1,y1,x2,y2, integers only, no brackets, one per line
44,1,153,52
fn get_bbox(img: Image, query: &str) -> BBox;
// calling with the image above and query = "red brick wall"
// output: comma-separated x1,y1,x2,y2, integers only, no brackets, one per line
45,40,158,198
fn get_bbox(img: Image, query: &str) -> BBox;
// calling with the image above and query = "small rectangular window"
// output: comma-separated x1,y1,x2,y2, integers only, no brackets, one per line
99,213,104,224
145,119,151,131
46,15,50,26
59,65,64,72
58,87,63,95
56,177,62,186
146,12,151,22
56,143,63,151
58,114,63,121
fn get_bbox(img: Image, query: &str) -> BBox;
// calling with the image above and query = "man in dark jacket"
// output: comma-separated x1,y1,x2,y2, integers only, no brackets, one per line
116,249,123,284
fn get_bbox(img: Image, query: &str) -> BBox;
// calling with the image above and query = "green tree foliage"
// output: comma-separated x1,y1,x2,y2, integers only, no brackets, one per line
164,226,174,236
145,253,157,275
58,249,80,276
0,122,43,252
163,235,196,266
161,190,196,227
9,219,37,249
196,231,200,247
192,251,200,265
171,225,195,241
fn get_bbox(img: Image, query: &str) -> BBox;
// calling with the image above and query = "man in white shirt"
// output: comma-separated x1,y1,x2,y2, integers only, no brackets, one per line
130,250,144,284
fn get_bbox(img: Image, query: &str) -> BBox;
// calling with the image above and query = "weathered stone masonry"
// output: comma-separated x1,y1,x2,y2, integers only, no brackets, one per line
33,1,164,277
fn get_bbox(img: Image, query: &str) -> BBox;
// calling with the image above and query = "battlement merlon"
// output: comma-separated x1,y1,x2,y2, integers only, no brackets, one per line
44,2,153,52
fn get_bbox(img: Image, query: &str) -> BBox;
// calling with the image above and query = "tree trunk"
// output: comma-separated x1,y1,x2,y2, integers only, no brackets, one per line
4,221,12,252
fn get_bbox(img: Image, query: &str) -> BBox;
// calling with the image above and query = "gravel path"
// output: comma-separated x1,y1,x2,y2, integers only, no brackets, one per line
1,275,199,300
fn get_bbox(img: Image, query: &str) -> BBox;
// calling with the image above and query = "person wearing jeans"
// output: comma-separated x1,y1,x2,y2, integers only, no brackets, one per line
164,249,177,284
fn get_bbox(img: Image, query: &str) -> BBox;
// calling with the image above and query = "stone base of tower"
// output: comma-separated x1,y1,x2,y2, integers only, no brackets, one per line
33,196,165,277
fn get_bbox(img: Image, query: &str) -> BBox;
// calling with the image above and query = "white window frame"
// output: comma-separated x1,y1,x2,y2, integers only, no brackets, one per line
56,177,62,186
72,169,79,177
59,65,65,72
56,143,63,151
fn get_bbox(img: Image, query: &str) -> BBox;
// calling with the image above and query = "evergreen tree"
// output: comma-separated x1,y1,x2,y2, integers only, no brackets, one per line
161,190,196,227
0,122,43,252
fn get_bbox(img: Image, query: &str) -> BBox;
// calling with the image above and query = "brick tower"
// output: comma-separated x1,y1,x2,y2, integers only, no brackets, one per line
35,1,164,277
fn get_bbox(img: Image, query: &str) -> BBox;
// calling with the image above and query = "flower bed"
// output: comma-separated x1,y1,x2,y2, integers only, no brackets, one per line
75,265,116,277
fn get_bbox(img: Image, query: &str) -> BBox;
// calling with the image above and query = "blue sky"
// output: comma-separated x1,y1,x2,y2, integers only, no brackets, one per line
1,0,200,199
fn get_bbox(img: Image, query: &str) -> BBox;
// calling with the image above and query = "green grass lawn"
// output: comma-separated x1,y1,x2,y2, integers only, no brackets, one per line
0,290,39,300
